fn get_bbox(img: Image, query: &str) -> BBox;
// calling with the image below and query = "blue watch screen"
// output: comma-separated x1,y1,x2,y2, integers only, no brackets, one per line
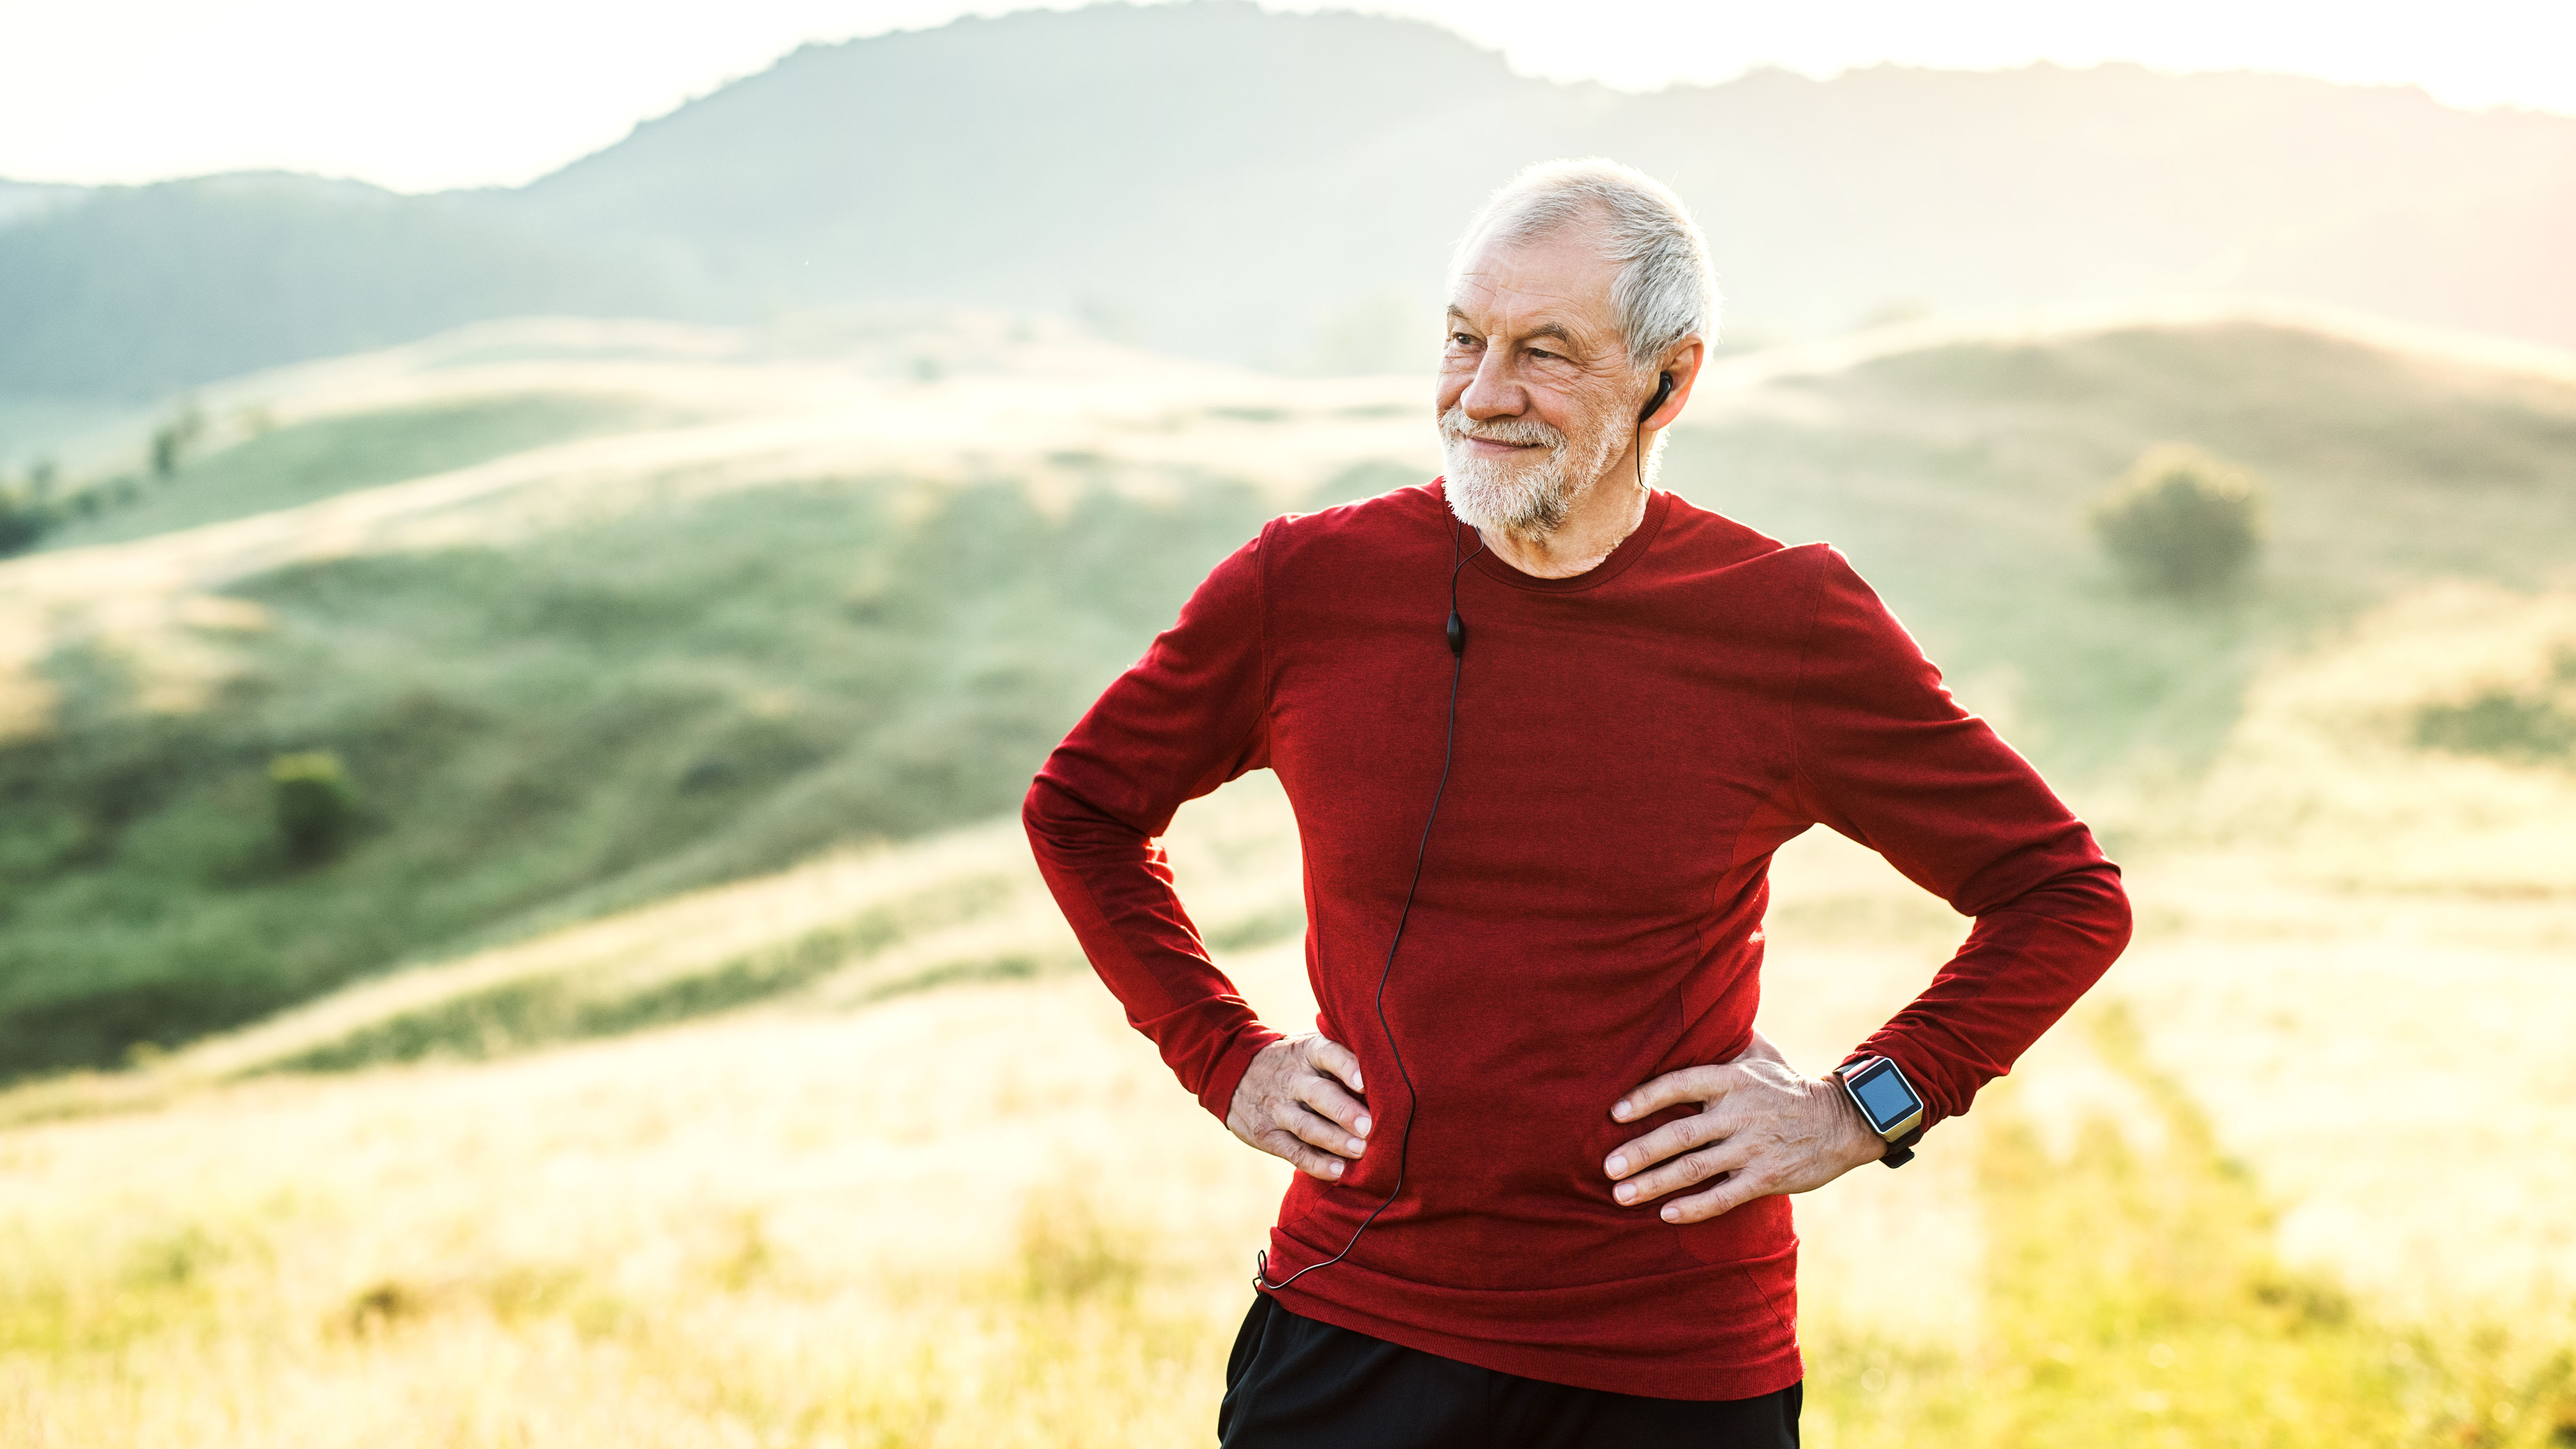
1851,1067,1920,1129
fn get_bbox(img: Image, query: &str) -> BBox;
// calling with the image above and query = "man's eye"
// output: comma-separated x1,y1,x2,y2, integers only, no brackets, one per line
1448,332,1478,347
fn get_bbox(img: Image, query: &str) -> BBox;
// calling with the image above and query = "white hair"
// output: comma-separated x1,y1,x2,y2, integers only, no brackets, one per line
1449,158,1721,370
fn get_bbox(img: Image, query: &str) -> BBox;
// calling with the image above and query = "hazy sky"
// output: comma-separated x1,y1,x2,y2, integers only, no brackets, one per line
3,0,2571,192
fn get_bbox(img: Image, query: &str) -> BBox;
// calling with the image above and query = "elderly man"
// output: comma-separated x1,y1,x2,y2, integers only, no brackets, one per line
1023,158,2131,1447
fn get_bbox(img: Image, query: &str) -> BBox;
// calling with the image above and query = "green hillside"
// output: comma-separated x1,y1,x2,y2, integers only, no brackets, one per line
1,312,2570,1083
36,392,680,551
0,468,1289,1077
1680,322,2576,775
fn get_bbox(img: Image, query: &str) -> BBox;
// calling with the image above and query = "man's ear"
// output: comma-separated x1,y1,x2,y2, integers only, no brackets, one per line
1639,372,1675,423
1641,338,1707,432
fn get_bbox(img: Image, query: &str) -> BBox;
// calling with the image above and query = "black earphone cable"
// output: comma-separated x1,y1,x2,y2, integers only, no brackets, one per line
1254,516,1484,1293
1635,368,1670,494
1253,374,1657,1293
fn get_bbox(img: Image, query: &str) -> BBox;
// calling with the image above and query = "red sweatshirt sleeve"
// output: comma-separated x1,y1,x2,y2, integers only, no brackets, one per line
1787,548,2133,1129
1022,527,1283,1121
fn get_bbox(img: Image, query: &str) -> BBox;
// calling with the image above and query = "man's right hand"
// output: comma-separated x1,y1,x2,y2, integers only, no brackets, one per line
1226,1034,1371,1181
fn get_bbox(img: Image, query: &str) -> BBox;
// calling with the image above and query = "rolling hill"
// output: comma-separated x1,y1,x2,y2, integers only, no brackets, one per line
0,301,2569,1079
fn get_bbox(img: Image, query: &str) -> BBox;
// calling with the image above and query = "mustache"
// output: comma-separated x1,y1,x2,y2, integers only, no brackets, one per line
1439,404,1566,450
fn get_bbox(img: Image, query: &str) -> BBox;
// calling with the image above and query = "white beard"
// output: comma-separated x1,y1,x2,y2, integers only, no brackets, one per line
1439,402,1629,536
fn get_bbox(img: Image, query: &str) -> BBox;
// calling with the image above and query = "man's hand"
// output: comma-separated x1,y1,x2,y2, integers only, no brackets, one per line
1227,1034,1371,1181
1601,1031,1885,1223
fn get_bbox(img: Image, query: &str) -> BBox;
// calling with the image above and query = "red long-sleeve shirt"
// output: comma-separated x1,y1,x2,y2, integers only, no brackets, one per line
1022,481,2130,1399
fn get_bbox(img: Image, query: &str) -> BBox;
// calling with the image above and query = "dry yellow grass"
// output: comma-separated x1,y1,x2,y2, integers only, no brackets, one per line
3,738,2567,1443
0,791,1984,1446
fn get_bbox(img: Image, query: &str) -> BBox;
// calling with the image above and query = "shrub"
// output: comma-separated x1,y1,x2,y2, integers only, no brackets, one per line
2412,651,2576,765
149,405,206,479
270,750,361,863
2089,445,2264,597
0,482,52,555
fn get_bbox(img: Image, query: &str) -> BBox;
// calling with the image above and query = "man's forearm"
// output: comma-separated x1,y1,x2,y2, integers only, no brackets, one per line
1022,773,1282,1118
1846,861,2132,1129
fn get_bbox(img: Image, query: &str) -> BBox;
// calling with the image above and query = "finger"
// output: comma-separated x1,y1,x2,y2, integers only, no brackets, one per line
1272,1097,1368,1159
1614,1137,1755,1207
1604,1113,1725,1179
1258,1129,1354,1182
1656,1161,1778,1224
1306,1035,1365,1095
1610,1065,1732,1123
1648,1160,1772,1217
1294,1074,1373,1142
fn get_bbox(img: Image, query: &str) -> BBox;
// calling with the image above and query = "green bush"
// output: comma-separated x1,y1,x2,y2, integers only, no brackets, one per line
148,405,206,479
2413,649,2576,765
270,751,360,863
0,483,52,555
2089,445,2264,597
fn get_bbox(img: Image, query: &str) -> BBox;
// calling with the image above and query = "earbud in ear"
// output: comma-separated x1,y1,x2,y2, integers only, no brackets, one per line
1639,371,1675,425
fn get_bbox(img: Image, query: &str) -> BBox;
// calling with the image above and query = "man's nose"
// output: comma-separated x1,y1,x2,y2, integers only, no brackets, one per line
1458,348,1523,420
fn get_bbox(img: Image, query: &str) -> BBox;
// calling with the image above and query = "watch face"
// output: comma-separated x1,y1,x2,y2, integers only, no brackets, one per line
1848,1062,1922,1132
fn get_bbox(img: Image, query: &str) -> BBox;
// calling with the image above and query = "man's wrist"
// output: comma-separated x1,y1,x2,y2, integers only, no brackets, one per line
1817,1073,1889,1167
1831,1056,1928,1169
1206,1027,1287,1122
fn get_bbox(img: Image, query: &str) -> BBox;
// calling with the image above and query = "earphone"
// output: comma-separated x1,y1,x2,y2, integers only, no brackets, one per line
1641,369,1675,424
1253,369,1666,1293
1636,370,1673,489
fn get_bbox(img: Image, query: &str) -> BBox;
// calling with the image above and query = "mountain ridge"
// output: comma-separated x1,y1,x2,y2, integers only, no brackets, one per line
4,0,2574,409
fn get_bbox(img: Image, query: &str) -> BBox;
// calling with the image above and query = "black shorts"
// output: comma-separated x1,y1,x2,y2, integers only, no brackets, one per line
1219,1295,1801,1448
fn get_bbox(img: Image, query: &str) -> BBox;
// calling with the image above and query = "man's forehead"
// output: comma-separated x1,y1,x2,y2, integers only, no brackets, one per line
1448,224,1618,338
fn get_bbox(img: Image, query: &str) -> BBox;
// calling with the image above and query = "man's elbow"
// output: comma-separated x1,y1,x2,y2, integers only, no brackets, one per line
1022,773,1069,857
2062,859,2135,969
2102,866,2135,957
1022,770,1145,863
1988,854,2133,967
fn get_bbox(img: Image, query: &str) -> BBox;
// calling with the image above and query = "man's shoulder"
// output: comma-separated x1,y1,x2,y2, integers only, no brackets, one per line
1255,479,1452,569
1649,493,1858,598
1654,491,1795,569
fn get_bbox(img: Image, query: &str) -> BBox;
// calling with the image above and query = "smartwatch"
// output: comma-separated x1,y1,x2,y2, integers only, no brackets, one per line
1835,1056,1927,1168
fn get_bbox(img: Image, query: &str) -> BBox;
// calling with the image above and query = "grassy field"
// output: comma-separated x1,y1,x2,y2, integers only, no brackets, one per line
0,304,2571,1442
1,741,2571,1446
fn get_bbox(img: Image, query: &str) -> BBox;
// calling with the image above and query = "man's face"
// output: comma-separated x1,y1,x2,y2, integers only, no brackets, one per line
1438,220,1642,535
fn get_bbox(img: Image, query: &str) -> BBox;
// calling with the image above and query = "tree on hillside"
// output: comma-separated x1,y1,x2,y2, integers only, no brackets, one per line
150,403,206,479
271,751,362,863
2089,444,2265,597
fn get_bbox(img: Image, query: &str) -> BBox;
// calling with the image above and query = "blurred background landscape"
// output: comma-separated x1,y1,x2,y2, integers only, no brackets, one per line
1,2,2573,1444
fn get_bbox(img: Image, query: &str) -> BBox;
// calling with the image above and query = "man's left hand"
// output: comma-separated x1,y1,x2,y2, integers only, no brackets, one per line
1601,1032,1888,1223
